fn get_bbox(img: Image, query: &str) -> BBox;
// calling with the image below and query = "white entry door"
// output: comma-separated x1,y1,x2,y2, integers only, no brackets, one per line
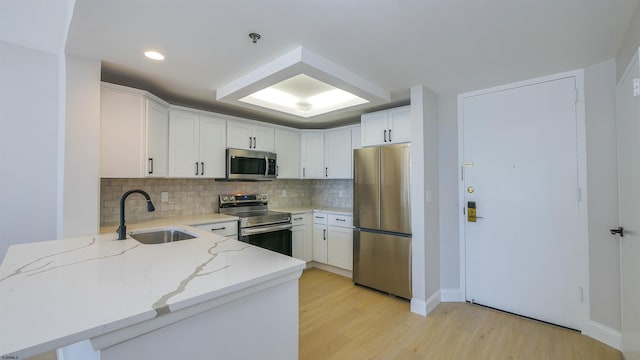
616,48,640,359
461,73,587,330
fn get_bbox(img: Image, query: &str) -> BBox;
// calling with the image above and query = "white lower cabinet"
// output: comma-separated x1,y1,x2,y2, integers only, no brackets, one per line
312,212,328,263
292,212,312,261
312,212,353,270
193,221,238,240
328,225,353,271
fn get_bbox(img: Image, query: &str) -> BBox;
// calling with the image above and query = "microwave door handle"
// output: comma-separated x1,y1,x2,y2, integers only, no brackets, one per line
265,155,269,176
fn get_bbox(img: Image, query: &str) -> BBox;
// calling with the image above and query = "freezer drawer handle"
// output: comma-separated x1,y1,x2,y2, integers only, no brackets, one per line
211,227,226,231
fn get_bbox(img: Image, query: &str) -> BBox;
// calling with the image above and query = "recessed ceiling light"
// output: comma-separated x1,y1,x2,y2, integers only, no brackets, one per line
144,50,165,61
217,46,390,119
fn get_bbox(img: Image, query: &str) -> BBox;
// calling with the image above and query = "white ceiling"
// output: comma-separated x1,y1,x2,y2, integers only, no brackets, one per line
66,0,638,128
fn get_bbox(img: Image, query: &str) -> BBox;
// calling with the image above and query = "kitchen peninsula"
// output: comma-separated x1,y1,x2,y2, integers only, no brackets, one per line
0,221,305,359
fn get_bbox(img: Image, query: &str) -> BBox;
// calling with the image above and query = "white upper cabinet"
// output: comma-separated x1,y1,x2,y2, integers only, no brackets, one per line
198,115,226,178
169,109,226,178
351,125,362,150
274,128,301,179
227,119,275,152
301,128,354,179
300,132,325,179
361,105,411,147
101,84,169,178
324,128,352,179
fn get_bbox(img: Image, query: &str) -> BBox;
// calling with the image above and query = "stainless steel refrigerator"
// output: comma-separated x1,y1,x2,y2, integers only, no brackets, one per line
353,143,412,299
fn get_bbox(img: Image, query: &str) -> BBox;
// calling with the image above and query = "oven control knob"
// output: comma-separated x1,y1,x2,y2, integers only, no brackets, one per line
222,196,228,202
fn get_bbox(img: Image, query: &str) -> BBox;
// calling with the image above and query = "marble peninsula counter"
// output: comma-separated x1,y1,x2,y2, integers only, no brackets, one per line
0,220,305,359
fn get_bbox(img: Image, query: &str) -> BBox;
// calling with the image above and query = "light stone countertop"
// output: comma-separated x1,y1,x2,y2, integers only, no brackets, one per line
99,213,239,234
0,222,304,358
273,207,353,216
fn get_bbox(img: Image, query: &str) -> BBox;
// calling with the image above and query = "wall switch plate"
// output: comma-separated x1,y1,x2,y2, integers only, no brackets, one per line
282,190,287,197
161,192,169,202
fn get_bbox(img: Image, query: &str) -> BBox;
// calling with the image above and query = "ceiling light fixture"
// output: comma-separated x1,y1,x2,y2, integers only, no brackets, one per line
144,50,165,61
217,47,390,119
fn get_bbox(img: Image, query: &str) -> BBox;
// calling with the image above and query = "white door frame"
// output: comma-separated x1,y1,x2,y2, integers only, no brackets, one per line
616,47,640,357
457,69,590,330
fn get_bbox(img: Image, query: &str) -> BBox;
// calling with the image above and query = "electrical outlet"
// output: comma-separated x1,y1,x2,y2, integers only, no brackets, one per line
161,192,169,202
282,190,287,197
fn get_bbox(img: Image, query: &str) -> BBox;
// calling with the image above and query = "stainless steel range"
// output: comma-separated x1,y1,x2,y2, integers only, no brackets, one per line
219,193,292,256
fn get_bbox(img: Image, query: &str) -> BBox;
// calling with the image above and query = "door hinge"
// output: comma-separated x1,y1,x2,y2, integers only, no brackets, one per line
633,78,640,97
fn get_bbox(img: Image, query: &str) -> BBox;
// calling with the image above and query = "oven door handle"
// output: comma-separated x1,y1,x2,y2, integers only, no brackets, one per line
241,223,292,236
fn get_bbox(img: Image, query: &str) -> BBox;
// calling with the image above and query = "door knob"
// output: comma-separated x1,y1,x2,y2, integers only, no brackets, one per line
610,226,624,237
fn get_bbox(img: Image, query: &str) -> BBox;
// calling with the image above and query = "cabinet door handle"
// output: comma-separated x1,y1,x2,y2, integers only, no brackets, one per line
384,129,387,142
336,218,346,222
389,129,392,142
323,229,326,240
303,167,306,178
253,137,257,149
201,162,204,175
195,162,199,176
276,165,279,177
294,217,304,220
148,158,154,174
211,227,226,231
325,167,328,177
315,216,324,219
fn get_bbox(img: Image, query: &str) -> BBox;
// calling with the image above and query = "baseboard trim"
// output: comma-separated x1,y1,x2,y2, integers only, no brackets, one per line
411,298,427,316
583,320,622,350
411,290,441,316
308,262,353,279
440,288,464,302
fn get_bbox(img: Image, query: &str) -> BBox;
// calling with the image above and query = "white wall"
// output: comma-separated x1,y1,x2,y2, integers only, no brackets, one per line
62,55,101,237
616,1,640,82
410,85,440,315
0,41,62,260
437,94,460,296
583,59,622,334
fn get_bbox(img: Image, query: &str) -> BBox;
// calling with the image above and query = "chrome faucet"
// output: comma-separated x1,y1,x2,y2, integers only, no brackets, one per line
117,189,156,240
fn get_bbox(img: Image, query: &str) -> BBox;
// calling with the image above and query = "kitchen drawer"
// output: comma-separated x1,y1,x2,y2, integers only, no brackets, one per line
313,212,328,225
328,214,353,228
193,221,238,237
292,213,310,226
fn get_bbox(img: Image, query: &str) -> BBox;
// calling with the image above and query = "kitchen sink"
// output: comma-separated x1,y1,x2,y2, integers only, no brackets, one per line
130,228,197,244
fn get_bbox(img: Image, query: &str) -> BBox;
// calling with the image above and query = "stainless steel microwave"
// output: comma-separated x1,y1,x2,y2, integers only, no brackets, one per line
226,148,277,180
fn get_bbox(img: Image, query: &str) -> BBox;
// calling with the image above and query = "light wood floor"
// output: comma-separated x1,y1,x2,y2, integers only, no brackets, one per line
299,268,621,360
